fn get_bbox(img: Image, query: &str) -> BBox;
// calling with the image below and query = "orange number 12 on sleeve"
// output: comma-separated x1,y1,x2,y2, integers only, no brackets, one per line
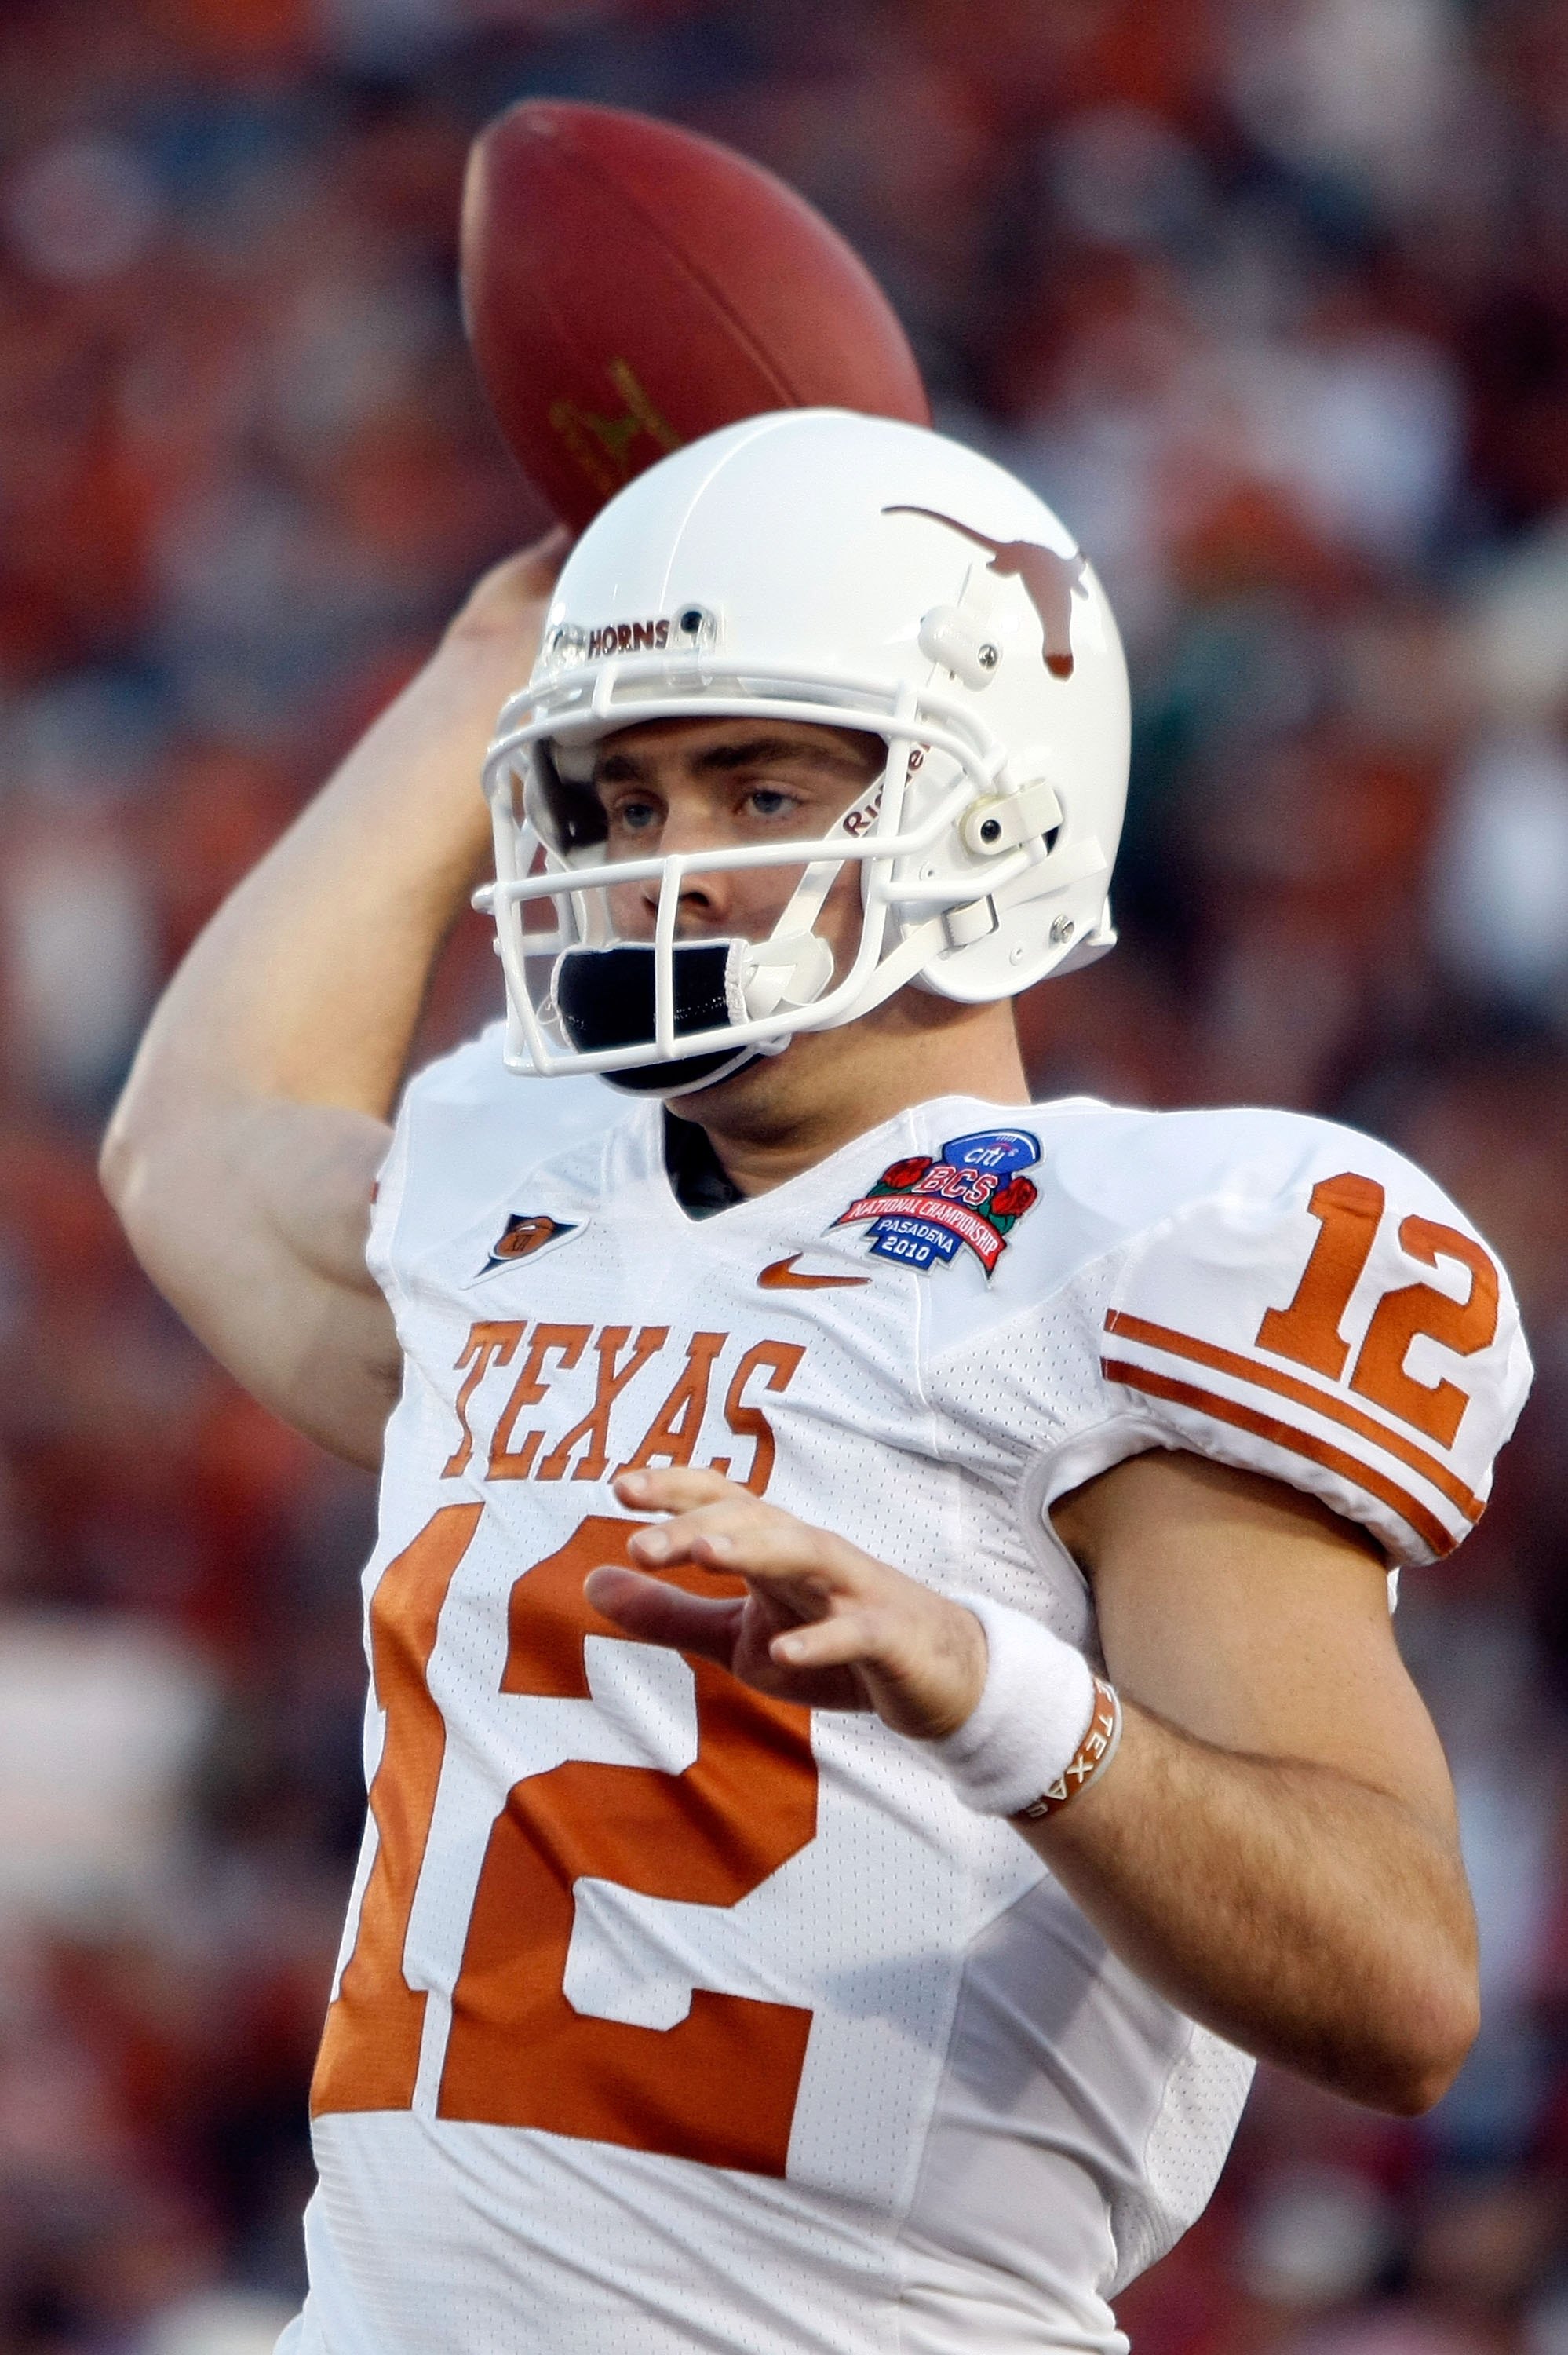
1257,1174,1499,1445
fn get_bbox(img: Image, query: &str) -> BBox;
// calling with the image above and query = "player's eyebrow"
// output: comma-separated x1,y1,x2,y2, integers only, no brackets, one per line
688,735,870,776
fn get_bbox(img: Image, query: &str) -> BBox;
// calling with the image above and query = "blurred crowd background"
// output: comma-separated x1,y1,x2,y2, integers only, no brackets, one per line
2,0,1566,2349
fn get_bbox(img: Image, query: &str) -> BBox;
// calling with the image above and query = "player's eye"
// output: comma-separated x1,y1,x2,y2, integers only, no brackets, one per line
743,784,804,821
611,795,662,834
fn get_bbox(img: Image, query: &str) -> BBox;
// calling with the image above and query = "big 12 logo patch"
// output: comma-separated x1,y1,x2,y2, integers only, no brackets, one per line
472,1213,580,1283
832,1129,1040,1275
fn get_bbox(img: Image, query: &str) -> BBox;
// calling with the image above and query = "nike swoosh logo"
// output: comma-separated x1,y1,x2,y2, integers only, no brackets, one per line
757,1254,870,1291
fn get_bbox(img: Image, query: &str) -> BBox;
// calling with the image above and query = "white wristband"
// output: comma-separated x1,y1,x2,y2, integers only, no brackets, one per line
930,1594,1099,1818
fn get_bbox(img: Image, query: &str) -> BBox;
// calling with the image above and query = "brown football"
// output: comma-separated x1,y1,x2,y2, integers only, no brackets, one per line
460,100,931,531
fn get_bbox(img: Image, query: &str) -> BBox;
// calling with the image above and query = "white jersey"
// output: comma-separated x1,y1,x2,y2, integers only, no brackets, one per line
286,1030,1529,2355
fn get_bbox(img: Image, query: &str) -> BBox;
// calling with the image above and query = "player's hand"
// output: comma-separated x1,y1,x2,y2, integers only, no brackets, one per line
442,526,573,658
584,1468,988,1740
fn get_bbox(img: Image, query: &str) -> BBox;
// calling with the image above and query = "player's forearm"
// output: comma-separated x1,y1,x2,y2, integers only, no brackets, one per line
98,543,564,1462
96,620,490,1444
100,623,501,1364
1028,1702,1479,2113
104,539,563,1185
111,629,509,1146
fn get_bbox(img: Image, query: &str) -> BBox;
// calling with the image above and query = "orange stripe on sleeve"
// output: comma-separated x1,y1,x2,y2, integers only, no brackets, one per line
1099,1356,1459,1558
1104,1310,1483,1525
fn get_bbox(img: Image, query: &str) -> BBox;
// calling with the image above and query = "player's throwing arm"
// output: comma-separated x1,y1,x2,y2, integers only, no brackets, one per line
100,536,568,1466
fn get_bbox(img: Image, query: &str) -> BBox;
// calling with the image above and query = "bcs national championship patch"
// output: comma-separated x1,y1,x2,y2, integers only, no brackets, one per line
473,1212,578,1282
833,1129,1040,1275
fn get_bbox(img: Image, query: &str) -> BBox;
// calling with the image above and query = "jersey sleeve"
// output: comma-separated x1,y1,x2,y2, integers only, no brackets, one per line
1065,1114,1532,1568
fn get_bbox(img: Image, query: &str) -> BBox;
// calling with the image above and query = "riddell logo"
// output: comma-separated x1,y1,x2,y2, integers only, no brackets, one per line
883,506,1088,678
840,783,884,838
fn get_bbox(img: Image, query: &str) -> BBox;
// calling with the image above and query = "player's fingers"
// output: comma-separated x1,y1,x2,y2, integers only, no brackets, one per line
769,1597,986,1740
768,1607,888,1674
515,523,574,589
447,529,574,641
483,526,574,594
625,1497,773,1568
627,1499,868,1594
614,1466,742,1515
583,1566,743,1666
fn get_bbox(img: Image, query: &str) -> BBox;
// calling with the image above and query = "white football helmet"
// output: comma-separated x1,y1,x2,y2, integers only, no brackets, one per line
478,408,1130,1093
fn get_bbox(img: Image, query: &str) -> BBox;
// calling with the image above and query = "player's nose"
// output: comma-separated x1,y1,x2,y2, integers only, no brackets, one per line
638,798,737,930
638,870,734,935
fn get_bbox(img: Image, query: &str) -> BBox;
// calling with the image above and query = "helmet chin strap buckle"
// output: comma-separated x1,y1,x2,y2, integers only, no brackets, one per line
941,895,999,949
742,931,835,1019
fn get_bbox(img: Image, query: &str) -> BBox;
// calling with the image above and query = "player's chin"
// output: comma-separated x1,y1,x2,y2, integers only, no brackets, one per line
658,1039,798,1117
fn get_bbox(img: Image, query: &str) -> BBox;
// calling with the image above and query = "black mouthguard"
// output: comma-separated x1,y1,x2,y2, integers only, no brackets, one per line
552,941,758,1095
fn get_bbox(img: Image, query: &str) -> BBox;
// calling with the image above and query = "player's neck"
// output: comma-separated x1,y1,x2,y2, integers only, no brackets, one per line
684,998,1029,1199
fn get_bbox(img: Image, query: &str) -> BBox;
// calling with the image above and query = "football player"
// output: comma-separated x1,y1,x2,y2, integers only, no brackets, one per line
104,412,1530,2355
